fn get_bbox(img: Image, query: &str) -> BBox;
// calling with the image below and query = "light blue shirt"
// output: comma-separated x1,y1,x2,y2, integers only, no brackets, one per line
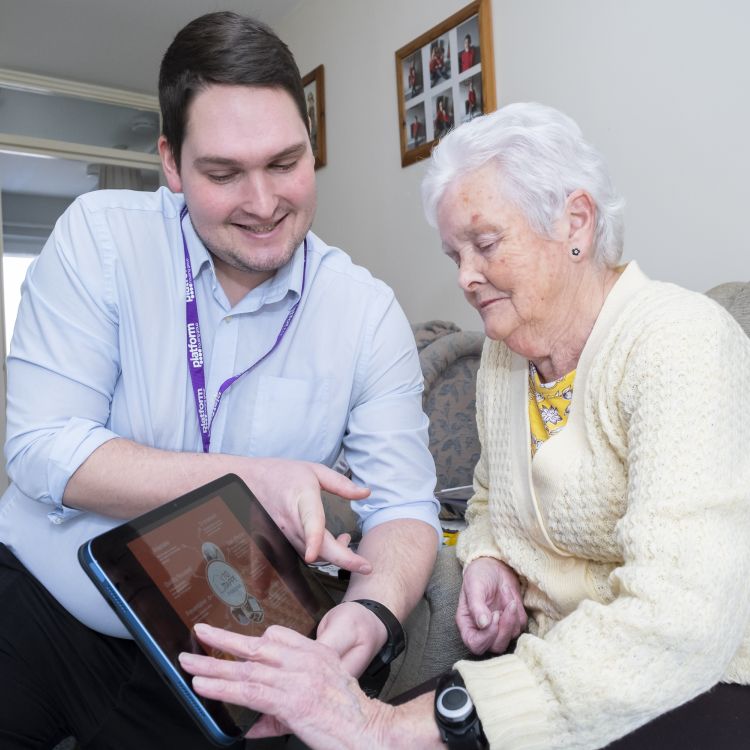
0,187,439,636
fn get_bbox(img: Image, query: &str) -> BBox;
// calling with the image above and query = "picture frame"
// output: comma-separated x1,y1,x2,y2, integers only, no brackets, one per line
301,64,326,169
395,0,495,168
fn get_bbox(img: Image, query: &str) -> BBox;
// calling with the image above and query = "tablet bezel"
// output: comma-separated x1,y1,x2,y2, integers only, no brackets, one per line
78,473,335,746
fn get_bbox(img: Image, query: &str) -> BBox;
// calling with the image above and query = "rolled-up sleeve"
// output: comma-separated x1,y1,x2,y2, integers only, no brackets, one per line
344,292,441,542
5,199,120,517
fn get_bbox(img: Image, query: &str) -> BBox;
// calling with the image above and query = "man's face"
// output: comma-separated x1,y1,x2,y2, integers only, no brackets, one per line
160,84,316,288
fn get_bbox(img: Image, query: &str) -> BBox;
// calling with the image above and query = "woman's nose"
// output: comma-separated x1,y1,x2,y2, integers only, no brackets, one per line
457,255,484,292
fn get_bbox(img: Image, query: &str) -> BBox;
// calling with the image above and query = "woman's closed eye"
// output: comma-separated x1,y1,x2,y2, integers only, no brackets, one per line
475,234,503,253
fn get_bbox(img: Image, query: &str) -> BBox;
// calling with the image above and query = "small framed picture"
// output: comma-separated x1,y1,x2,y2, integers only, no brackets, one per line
406,101,427,149
301,65,326,170
394,0,495,168
402,50,424,102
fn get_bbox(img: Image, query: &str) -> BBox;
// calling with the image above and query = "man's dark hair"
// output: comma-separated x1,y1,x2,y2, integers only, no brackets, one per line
159,11,308,169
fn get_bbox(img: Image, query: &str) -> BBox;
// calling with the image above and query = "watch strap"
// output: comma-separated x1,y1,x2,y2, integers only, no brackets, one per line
434,670,489,750
353,598,406,675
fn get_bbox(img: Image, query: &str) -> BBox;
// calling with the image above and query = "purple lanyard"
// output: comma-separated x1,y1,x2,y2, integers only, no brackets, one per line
180,205,307,452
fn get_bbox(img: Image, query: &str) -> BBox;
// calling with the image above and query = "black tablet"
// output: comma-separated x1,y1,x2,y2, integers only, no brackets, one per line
78,473,335,746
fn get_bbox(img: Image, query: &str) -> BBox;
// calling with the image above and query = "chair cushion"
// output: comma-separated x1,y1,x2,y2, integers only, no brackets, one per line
705,281,750,337
419,330,484,491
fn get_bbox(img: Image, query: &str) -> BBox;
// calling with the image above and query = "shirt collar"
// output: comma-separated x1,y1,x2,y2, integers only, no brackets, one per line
180,210,212,281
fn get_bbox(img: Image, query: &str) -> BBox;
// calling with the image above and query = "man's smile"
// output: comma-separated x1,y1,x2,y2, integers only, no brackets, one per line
231,215,286,235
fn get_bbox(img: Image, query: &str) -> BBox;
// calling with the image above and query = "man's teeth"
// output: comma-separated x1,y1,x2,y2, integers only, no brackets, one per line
235,219,279,233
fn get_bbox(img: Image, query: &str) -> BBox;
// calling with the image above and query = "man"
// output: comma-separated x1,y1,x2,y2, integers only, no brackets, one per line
459,34,479,73
0,12,440,749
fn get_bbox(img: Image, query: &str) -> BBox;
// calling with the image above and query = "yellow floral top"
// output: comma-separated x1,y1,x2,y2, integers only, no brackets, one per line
528,361,576,455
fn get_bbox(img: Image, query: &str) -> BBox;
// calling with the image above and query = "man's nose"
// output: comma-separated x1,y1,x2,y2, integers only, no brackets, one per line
240,172,278,219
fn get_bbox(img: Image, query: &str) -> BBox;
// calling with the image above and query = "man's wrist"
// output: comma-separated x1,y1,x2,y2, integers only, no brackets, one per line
352,599,406,674
345,598,388,650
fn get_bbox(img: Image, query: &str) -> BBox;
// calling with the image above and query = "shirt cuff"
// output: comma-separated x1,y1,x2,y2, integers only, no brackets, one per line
47,418,119,522
456,652,553,750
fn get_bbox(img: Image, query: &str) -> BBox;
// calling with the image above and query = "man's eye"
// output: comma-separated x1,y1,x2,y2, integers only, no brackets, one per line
270,161,296,172
208,173,236,183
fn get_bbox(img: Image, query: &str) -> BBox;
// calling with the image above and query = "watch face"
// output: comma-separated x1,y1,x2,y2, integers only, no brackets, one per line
437,685,474,723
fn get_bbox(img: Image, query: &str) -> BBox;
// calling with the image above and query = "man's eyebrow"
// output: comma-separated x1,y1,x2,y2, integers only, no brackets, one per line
266,142,307,162
192,143,308,169
193,156,242,168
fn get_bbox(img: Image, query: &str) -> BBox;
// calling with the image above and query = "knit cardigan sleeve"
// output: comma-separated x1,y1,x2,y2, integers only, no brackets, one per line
456,293,750,749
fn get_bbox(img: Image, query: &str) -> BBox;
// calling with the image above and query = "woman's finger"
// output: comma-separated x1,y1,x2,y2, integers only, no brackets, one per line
179,650,247,681
190,672,288,719
192,622,308,662
463,571,497,628
246,714,291,740
488,601,522,653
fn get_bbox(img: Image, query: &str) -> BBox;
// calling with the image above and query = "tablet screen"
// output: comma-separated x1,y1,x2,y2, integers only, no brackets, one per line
127,493,317,638
80,474,334,745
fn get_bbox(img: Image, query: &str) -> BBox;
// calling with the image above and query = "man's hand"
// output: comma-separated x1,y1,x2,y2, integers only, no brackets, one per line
456,556,527,655
314,600,388,677
64,440,373,575
240,458,373,574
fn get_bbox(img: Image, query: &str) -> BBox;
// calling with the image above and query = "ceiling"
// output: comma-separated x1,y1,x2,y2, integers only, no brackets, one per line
0,0,304,95
0,1,303,202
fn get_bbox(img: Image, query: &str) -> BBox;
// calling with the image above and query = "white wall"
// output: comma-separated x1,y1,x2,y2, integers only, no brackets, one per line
277,0,482,331
278,0,750,331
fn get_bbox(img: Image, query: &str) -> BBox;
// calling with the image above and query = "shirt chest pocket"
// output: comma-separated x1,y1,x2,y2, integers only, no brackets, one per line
248,375,331,462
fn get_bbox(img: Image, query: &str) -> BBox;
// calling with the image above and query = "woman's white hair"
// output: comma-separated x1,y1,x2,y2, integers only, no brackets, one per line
421,102,625,267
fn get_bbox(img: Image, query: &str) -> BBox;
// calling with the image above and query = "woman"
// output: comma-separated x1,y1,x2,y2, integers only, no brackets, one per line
179,103,750,749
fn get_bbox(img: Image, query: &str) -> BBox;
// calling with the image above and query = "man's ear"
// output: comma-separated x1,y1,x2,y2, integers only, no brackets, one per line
158,135,183,193
565,189,596,248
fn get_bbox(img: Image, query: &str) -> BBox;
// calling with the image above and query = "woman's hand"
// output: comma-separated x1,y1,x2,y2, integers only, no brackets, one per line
242,458,372,574
179,623,397,747
456,556,527,654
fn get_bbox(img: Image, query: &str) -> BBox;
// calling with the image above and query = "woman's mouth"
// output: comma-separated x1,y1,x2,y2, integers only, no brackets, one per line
478,294,508,310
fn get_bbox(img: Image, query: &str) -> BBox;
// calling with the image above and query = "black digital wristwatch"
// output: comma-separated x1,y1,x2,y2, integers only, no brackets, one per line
353,599,406,697
434,670,489,750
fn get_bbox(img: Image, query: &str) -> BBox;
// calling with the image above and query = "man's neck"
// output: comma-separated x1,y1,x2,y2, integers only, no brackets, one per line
212,255,275,308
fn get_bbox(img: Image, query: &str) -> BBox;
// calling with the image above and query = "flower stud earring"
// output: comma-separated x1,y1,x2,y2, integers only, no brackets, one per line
571,247,581,256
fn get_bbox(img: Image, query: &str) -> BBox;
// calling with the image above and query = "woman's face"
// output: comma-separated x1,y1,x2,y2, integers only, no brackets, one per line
437,163,573,352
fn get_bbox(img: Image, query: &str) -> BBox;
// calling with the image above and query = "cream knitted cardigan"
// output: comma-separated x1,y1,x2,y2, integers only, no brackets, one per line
455,262,750,749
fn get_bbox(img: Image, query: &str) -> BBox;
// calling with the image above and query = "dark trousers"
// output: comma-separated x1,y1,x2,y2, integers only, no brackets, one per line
604,681,750,748
0,544,289,750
